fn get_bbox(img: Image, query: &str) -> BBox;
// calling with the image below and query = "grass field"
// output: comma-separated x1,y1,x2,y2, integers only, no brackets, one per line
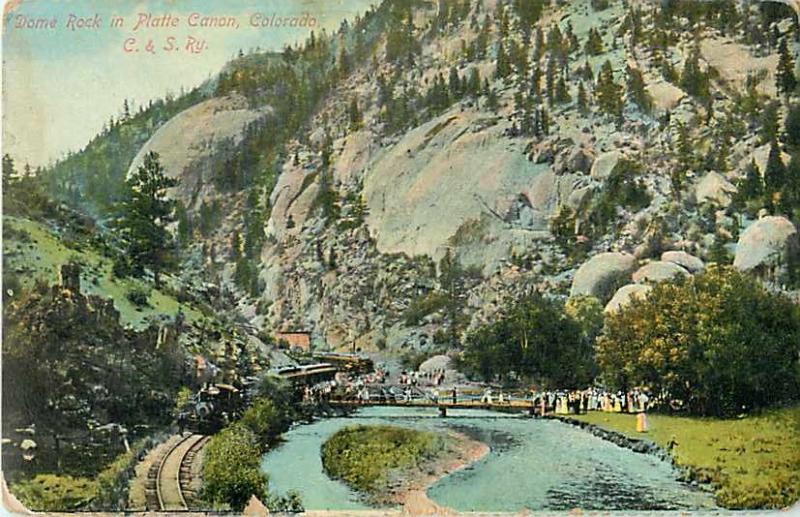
3,216,203,328
573,407,800,509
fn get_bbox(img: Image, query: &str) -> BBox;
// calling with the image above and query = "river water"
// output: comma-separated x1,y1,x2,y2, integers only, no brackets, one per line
260,406,717,512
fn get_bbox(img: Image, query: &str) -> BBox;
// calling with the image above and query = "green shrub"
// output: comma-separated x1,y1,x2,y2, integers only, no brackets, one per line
203,424,268,512
126,286,150,308
12,474,96,511
321,425,443,493
402,291,448,326
93,437,154,510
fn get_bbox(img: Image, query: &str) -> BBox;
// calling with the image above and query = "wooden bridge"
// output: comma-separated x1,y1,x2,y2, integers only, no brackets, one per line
328,397,543,417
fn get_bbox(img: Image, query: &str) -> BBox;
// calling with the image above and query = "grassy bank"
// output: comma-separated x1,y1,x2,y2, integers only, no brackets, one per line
572,407,800,509
321,425,451,501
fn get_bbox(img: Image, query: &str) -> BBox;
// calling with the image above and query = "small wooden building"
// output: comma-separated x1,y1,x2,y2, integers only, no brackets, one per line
275,331,312,351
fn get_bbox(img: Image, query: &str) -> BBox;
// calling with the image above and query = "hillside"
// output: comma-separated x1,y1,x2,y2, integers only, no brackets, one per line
32,0,800,354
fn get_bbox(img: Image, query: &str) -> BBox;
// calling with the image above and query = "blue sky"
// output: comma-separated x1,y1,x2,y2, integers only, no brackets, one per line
2,0,376,167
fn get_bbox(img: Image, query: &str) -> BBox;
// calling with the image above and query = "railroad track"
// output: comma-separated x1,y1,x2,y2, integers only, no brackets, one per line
146,433,207,511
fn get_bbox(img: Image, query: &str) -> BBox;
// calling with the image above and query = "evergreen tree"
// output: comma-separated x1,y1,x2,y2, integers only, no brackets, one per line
760,100,780,145
784,152,800,210
672,122,693,198
777,38,797,96
585,28,605,56
545,54,557,105
2,153,16,191
680,44,709,99
467,68,481,96
348,97,363,131
738,159,764,201
555,74,571,104
448,66,462,99
765,141,788,195
785,104,800,150
595,60,623,120
626,64,653,113
495,41,511,79
115,151,178,286
577,81,589,114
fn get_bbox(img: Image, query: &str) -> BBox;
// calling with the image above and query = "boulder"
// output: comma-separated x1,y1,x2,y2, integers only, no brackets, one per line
661,251,705,273
419,354,452,373
570,252,637,302
590,151,621,180
566,186,593,211
733,216,799,272
566,147,594,174
605,284,652,314
632,261,691,284
694,172,737,207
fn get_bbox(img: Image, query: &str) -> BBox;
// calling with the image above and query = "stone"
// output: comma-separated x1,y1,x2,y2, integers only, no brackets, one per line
419,354,452,373
661,251,705,273
694,172,737,207
566,186,593,212
632,261,691,284
605,284,652,314
590,151,621,180
733,216,799,272
570,252,637,302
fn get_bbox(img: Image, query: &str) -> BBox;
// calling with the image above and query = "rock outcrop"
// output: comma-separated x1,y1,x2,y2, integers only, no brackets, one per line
733,216,798,272
127,94,271,209
590,151,621,180
605,284,652,314
632,261,690,284
661,251,705,273
694,172,737,207
570,252,637,302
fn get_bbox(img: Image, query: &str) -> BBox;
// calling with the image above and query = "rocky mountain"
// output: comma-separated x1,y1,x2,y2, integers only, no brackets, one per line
38,0,800,354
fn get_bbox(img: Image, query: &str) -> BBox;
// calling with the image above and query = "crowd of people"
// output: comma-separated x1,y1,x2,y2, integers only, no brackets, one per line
397,368,446,387
297,360,653,417
531,388,652,415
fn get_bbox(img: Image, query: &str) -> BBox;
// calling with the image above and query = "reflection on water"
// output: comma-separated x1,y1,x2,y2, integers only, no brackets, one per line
260,406,717,512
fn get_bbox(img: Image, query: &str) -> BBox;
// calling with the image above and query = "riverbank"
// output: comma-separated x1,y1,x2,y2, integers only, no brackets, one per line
320,424,489,514
397,431,489,515
562,407,800,510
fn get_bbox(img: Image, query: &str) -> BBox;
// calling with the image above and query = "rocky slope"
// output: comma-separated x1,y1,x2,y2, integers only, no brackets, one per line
54,0,800,352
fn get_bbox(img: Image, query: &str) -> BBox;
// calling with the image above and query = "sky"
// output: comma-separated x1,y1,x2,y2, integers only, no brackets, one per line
2,0,377,168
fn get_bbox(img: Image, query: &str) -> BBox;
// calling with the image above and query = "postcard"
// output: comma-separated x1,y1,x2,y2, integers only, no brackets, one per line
2,0,799,514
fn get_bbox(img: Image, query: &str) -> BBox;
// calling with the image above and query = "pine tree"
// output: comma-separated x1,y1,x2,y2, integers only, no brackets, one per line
116,151,178,286
577,81,589,114
545,54,557,105
555,74,571,104
761,93,779,135
585,28,604,56
738,159,764,201
2,153,16,191
786,104,800,150
495,41,511,79
672,122,693,198
449,66,462,99
777,38,797,96
680,44,709,99
467,68,481,97
784,152,800,210
595,60,623,120
626,64,653,113
765,141,788,194
348,97,363,131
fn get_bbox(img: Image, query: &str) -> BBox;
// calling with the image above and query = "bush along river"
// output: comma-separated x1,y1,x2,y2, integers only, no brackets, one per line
260,406,717,512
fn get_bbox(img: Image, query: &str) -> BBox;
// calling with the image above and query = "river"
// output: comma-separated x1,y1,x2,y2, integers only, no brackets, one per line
260,406,717,512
